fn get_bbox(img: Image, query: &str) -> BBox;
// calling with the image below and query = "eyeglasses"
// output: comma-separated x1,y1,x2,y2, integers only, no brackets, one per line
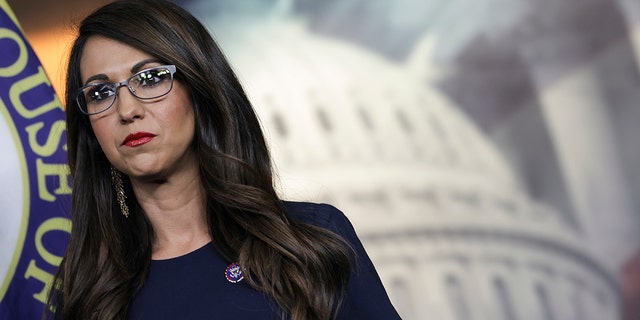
75,65,177,115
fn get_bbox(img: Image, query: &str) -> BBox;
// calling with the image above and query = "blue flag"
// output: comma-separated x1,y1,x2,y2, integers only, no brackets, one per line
0,1,71,319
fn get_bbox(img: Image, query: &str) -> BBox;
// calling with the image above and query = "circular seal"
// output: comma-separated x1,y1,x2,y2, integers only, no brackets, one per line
225,262,244,283
0,97,28,303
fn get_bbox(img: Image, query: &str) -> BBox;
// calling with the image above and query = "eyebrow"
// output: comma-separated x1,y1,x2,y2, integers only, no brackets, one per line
131,58,163,73
83,58,164,85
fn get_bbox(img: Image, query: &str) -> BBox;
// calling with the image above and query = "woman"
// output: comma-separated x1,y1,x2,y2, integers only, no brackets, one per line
47,0,399,319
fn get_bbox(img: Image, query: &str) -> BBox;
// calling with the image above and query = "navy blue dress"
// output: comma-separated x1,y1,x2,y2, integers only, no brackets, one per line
128,201,400,319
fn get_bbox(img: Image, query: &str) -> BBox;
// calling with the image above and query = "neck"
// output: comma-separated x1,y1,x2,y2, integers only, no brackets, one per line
130,164,210,260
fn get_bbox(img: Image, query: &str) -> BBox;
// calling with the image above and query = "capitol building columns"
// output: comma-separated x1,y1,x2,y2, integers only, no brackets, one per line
515,0,640,273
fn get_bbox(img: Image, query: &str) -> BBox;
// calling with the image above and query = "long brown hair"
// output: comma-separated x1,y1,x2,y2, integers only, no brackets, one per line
47,1,351,319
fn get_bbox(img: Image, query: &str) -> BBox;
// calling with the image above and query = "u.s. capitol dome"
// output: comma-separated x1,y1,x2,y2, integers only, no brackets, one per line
186,2,620,319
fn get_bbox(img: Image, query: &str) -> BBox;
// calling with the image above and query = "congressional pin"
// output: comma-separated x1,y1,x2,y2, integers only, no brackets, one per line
225,262,244,283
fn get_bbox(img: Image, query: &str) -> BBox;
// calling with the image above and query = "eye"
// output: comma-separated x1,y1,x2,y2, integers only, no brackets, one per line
133,67,171,88
85,83,116,103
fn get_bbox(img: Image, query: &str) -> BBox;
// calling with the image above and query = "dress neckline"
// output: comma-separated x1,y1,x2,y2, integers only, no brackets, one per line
151,241,213,262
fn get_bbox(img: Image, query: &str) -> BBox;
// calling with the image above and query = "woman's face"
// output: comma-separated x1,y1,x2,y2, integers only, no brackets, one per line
80,36,196,181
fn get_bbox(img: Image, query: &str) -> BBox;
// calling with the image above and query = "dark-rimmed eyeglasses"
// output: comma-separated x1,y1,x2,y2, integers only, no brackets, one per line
75,65,177,115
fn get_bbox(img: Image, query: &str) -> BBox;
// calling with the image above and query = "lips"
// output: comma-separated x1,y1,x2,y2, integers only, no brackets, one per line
121,132,156,147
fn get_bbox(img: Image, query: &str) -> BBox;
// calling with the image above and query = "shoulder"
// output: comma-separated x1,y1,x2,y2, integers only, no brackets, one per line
281,201,353,236
282,202,401,319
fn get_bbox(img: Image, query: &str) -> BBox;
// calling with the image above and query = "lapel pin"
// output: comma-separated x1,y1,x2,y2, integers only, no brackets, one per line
225,262,244,283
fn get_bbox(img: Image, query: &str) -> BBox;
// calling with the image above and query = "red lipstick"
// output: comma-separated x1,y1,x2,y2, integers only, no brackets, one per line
122,132,156,147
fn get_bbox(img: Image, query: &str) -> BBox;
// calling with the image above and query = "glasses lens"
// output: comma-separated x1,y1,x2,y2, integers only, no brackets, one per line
128,66,174,99
77,83,117,114
75,65,176,115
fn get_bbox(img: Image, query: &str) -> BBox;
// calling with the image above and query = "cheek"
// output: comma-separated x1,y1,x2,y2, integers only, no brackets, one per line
164,95,195,134
90,120,117,157
174,108,196,143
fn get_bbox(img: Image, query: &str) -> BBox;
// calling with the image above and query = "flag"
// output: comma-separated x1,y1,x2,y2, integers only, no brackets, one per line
0,1,71,319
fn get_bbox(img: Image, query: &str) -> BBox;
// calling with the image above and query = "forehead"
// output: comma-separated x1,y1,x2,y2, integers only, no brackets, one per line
79,36,155,81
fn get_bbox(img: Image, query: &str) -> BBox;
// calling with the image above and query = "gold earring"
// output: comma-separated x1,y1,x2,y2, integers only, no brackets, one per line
111,167,130,218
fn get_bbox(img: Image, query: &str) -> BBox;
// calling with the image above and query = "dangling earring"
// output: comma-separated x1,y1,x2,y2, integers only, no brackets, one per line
111,167,130,218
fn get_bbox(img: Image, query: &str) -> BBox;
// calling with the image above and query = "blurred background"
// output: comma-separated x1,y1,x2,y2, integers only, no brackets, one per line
6,0,640,319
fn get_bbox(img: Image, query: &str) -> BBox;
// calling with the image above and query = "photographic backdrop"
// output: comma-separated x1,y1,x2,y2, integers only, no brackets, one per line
2,0,640,319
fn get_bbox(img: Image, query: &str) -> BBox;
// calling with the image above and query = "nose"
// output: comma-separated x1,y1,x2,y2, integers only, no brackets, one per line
114,83,144,123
